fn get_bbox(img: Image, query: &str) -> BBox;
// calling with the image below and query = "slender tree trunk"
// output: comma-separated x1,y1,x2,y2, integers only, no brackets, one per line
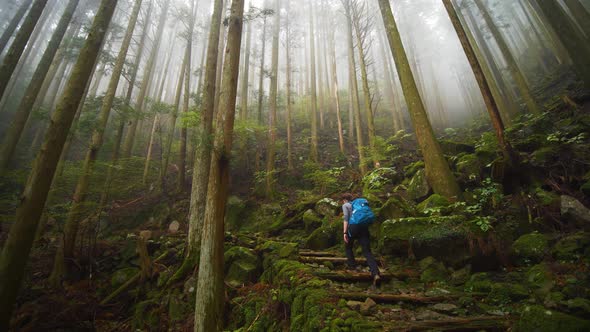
378,30,401,132
0,0,33,55
239,13,252,121
536,0,590,89
143,114,159,183
0,1,117,328
329,22,345,154
179,0,197,192
475,0,540,115
563,0,590,39
194,1,244,330
377,0,461,200
308,0,319,162
0,0,48,100
122,0,170,158
257,14,268,124
443,0,517,165
0,0,80,171
285,2,293,171
265,0,280,197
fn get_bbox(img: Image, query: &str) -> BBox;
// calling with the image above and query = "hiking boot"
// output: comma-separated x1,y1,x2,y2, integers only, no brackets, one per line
372,274,381,287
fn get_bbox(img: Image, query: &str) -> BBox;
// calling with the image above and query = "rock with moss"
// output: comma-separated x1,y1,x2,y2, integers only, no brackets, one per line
561,196,590,228
111,267,139,288
404,161,425,178
511,232,549,265
305,222,338,250
410,224,470,268
526,263,554,290
487,282,529,304
535,188,560,208
362,167,401,193
315,198,340,217
416,194,451,214
168,290,190,323
440,140,475,155
224,246,261,287
565,298,590,317
516,305,590,332
552,232,590,261
581,181,590,196
377,196,416,220
407,169,431,202
278,242,298,259
303,209,323,233
455,153,482,183
419,257,449,283
465,273,493,293
225,196,246,231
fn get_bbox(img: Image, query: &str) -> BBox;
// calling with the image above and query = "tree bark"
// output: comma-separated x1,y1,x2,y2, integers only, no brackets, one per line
193,1,244,330
377,0,461,200
257,13,268,124
239,13,252,121
0,0,117,328
308,0,319,163
0,0,80,171
0,0,33,55
265,0,280,197
0,0,48,100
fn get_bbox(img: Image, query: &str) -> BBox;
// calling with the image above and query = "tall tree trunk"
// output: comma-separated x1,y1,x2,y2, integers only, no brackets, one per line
475,0,540,115
179,0,197,192
378,30,402,132
0,0,33,55
257,14,268,124
329,19,345,154
0,0,80,171
536,0,590,89
170,0,224,284
285,1,293,171
563,0,590,39
122,0,170,158
194,1,244,330
239,13,252,121
143,114,159,183
0,0,48,100
308,0,319,163
344,2,366,174
0,0,117,328
443,0,517,166
377,0,461,200
265,0,280,197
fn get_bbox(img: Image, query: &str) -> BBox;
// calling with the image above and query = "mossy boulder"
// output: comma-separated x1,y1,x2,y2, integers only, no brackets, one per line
404,161,425,178
526,263,554,290
487,282,529,304
535,188,560,208
416,194,451,214
111,267,139,289
278,242,298,259
225,196,246,231
565,298,590,318
407,169,431,202
511,232,549,265
581,181,590,196
561,195,590,228
409,223,470,268
377,196,416,220
419,257,449,283
439,140,475,155
516,305,590,332
379,218,432,255
224,246,260,287
465,273,493,293
303,209,323,233
305,222,339,250
552,232,590,261
315,198,340,217
455,153,482,183
362,167,401,193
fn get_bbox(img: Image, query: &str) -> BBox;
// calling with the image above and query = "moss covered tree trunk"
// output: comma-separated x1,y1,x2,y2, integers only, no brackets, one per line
536,0,590,89
0,0,79,171
193,0,244,330
0,0,48,100
0,0,118,328
377,0,461,200
265,0,280,197
443,0,517,166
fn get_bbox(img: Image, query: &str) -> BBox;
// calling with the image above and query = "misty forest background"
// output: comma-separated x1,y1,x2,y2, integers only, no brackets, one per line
1,0,590,331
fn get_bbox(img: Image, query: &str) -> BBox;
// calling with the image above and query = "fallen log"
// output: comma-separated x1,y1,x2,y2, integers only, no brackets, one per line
100,250,170,305
299,250,339,257
314,270,418,281
386,315,511,331
337,292,459,304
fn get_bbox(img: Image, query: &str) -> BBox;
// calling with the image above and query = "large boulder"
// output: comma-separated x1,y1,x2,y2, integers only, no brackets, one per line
561,195,590,228
305,222,339,250
225,196,247,231
516,305,590,332
455,153,482,184
303,209,323,233
487,282,529,304
439,140,475,155
552,232,590,261
315,198,340,218
419,257,449,283
511,232,549,265
377,196,416,220
407,169,431,202
224,246,261,287
416,194,451,214
409,223,470,268
362,167,401,193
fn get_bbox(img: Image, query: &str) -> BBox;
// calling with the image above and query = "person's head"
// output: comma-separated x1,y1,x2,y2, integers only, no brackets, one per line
341,193,353,203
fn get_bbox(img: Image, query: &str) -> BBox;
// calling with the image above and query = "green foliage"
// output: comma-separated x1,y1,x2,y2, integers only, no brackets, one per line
179,106,201,129
303,161,344,195
546,131,586,145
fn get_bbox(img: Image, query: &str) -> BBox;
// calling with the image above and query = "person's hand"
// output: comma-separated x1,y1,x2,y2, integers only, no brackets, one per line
343,233,349,244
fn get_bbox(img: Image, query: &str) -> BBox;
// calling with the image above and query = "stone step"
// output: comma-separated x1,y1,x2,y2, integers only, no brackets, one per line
381,315,512,331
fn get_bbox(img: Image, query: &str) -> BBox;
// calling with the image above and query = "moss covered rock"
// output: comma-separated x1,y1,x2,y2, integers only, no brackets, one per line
410,223,470,268
224,246,260,287
561,196,590,228
552,232,590,261
581,181,590,196
416,194,451,214
465,273,493,293
511,232,549,265
303,209,323,233
362,167,401,193
225,196,246,231
305,222,338,250
407,169,431,202
526,263,554,290
516,305,590,332
377,196,416,220
487,282,529,304
315,198,340,217
111,267,139,289
419,257,449,283
379,218,431,255
455,153,482,183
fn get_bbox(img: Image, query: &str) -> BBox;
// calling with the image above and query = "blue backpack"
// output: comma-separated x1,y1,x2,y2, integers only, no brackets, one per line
349,198,375,225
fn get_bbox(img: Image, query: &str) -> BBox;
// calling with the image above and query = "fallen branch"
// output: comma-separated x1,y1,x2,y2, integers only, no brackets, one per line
100,250,170,305
337,292,458,304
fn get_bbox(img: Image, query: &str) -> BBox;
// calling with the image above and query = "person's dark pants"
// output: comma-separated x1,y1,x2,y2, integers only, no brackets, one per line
345,224,379,277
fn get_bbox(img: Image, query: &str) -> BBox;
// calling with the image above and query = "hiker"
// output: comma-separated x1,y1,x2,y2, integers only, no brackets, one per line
341,193,381,286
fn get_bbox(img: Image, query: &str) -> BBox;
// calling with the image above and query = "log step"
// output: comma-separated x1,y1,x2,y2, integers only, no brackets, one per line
337,292,459,304
383,315,511,331
299,250,339,257
299,256,384,265
314,270,418,281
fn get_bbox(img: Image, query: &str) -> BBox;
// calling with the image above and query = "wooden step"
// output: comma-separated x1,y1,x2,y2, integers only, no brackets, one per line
299,256,383,265
383,315,511,331
299,250,339,257
314,270,418,281
337,291,459,304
